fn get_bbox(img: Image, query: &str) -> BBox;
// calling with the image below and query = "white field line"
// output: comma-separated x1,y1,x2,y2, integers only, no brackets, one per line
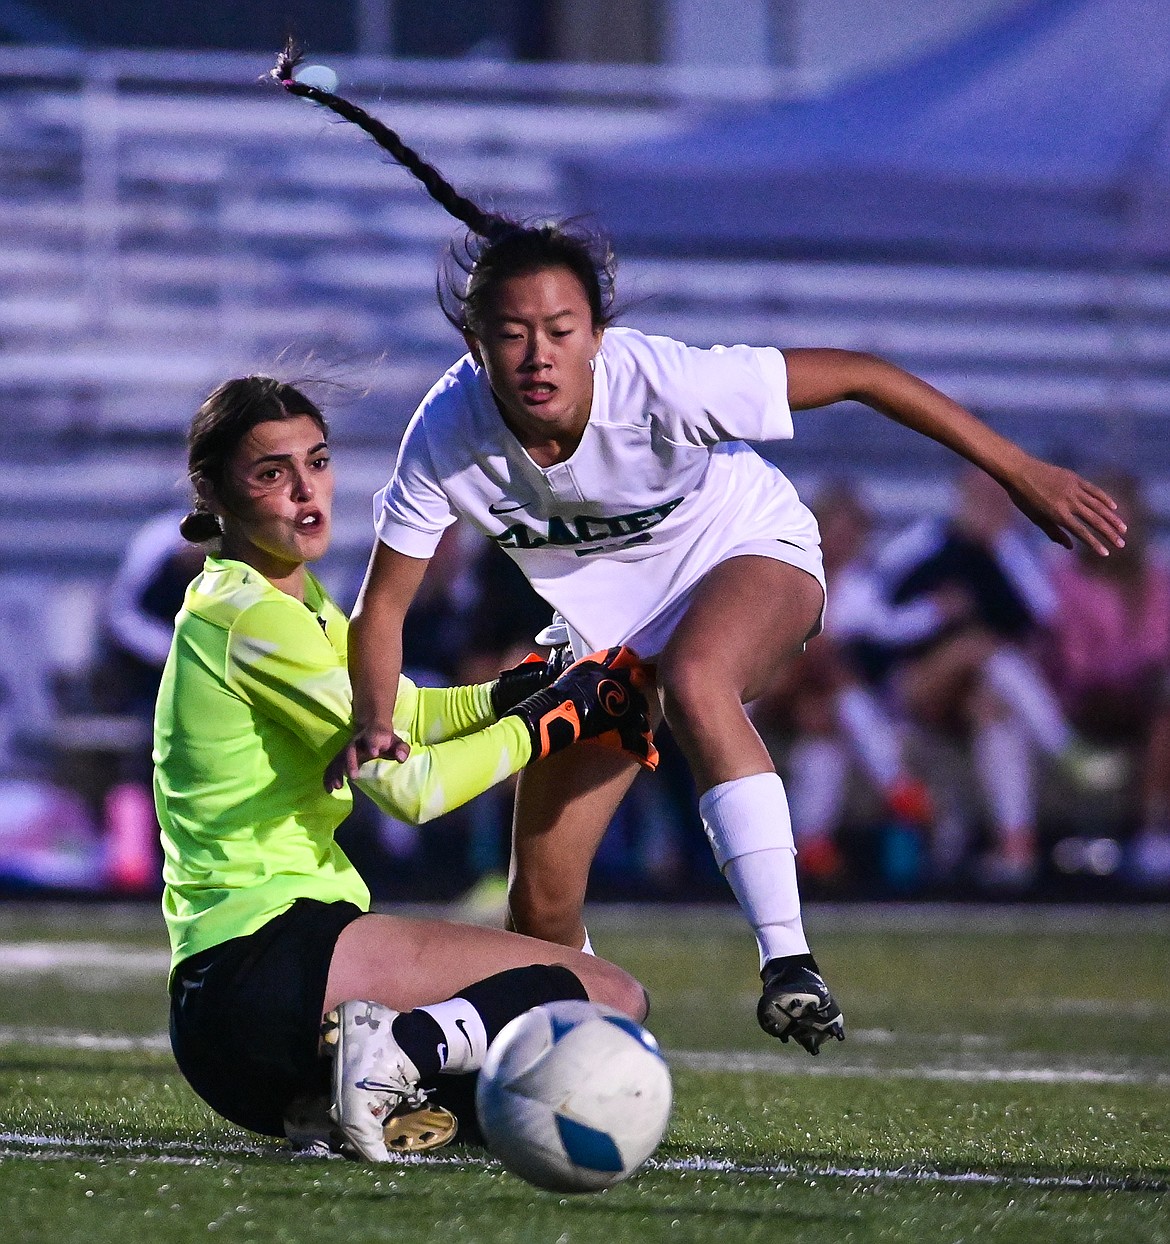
0,1131,262,1166
0,942,170,974
0,1026,170,1052
1,1024,1167,1087
585,902,1170,936
640,1155,1169,1193
0,1131,1165,1193
668,1050,1170,1086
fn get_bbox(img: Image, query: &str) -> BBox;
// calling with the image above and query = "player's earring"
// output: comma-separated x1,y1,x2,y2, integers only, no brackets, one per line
589,357,596,372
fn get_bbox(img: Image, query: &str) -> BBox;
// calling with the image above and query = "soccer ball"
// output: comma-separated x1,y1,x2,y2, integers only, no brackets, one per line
475,999,672,1193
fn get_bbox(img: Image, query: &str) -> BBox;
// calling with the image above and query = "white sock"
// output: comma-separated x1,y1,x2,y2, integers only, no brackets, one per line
983,646,1072,758
414,998,489,1074
835,685,903,790
972,717,1034,844
787,736,849,842
579,930,595,956
699,772,810,969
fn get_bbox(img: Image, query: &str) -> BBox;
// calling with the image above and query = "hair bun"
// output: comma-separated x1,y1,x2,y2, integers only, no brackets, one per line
179,510,222,543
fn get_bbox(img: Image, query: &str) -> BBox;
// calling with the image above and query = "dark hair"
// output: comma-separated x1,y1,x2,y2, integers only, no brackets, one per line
180,375,328,543
271,42,616,336
439,218,615,337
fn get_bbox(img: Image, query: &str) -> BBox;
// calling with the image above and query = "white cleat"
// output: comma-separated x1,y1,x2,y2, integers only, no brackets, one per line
323,1000,427,1163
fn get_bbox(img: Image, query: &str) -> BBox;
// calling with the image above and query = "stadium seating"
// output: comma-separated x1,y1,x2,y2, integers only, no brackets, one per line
1,46,1167,594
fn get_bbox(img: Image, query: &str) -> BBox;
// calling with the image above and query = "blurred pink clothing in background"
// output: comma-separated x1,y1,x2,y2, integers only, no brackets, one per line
1048,557,1170,710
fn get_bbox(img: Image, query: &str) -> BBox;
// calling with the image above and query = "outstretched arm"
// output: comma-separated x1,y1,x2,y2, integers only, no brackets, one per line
783,348,1127,556
406,645,573,744
326,541,431,789
354,648,658,821
355,712,532,823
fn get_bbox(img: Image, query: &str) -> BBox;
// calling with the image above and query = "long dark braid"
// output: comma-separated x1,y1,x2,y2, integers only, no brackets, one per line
270,41,616,335
272,42,512,244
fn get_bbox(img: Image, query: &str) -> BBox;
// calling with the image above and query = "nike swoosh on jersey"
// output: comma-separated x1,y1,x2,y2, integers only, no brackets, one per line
454,1017,474,1054
488,500,527,515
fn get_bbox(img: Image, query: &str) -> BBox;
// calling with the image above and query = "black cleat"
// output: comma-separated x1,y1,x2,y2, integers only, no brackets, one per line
757,957,845,1054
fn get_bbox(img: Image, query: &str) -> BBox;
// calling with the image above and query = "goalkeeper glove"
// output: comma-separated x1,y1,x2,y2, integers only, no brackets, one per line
489,645,575,716
503,646,657,770
580,645,659,770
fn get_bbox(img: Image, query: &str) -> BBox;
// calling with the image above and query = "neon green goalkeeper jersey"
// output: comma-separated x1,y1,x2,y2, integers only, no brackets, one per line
154,556,532,971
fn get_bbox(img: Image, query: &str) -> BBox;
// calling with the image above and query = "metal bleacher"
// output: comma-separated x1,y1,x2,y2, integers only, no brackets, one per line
0,47,693,587
616,256,1170,480
2,44,1169,594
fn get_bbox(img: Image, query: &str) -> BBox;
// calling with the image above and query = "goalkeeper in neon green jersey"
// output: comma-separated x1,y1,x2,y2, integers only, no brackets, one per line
156,375,654,1162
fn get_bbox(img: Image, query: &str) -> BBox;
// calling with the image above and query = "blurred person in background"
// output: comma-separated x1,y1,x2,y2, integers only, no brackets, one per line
83,511,205,891
1043,472,1170,889
751,482,934,887
94,511,206,718
398,524,479,689
863,466,1122,891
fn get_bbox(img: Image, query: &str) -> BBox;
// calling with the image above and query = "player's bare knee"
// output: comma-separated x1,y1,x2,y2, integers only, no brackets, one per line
586,964,649,1022
658,665,741,748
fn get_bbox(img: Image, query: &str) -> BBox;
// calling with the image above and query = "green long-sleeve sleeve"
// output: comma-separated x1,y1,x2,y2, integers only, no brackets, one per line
404,679,499,744
356,678,531,823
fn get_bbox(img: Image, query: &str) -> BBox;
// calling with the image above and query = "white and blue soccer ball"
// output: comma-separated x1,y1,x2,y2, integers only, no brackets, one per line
475,999,672,1193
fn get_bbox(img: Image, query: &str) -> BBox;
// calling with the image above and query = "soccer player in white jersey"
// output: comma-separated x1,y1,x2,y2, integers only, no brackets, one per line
275,48,1128,1053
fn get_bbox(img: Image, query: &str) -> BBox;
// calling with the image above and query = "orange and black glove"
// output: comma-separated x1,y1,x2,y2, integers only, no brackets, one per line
580,646,659,771
489,645,575,717
502,646,658,771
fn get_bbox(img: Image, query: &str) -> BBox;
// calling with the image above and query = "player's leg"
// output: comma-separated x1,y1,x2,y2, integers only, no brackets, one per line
656,555,843,1051
775,651,850,879
980,644,1126,790
506,741,643,948
324,910,645,1017
658,556,824,784
967,681,1037,888
1131,702,1170,885
900,631,1045,886
898,628,995,728
834,679,934,827
321,911,647,1160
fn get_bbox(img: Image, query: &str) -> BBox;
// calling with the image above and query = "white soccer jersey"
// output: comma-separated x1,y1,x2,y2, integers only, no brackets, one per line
376,327,823,658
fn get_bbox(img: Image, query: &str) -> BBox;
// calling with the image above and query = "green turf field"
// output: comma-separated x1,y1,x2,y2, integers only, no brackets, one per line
1,902,1167,1242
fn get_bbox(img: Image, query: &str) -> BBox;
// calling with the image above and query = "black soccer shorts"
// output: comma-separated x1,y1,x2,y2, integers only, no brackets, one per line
169,897,364,1137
